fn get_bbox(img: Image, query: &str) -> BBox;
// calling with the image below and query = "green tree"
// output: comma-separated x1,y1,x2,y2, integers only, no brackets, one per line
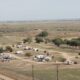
63,38,80,48
52,38,63,47
69,39,80,47
37,31,48,37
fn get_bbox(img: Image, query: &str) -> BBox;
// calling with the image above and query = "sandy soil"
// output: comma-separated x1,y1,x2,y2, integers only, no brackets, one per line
0,74,14,80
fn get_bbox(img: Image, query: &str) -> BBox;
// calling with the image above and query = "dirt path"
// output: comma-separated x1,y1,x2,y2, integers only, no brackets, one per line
10,54,35,63
39,48,75,61
12,48,74,62
61,52,71,61
10,46,75,64
0,74,14,80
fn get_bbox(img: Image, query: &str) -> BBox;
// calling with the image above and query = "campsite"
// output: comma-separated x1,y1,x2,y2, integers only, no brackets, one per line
0,21,80,80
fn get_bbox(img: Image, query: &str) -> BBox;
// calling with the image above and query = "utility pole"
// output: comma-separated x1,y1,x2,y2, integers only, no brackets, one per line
32,64,34,80
56,64,59,80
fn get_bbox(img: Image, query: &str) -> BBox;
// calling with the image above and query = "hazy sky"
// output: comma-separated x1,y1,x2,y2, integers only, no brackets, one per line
0,0,80,21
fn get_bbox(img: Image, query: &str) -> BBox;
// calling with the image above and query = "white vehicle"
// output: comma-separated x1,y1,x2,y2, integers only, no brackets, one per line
16,51,24,54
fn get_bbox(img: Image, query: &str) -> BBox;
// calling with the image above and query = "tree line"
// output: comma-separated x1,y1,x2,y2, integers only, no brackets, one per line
22,31,80,48
52,38,80,48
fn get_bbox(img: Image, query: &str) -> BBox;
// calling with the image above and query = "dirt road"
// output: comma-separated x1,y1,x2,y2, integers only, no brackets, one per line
39,48,74,61
0,74,14,80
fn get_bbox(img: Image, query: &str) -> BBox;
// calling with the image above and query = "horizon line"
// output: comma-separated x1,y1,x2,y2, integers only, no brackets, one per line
0,18,80,23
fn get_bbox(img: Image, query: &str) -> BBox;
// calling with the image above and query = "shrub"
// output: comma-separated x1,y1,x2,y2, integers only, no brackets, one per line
37,31,48,37
35,37,44,43
23,37,32,44
59,57,66,62
52,55,54,59
78,53,80,55
74,61,78,64
0,47,4,53
44,38,51,44
25,53,32,57
5,46,13,52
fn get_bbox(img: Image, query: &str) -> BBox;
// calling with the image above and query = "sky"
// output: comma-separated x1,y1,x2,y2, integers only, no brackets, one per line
0,0,80,21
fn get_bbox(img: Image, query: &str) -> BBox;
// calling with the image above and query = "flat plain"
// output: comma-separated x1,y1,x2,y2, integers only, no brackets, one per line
0,20,80,80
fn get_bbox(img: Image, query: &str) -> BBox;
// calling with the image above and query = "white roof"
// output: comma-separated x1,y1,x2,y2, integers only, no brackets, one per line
36,55,45,58
16,51,23,54
0,53,12,57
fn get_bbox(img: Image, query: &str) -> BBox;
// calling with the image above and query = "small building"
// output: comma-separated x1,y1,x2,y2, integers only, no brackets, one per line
0,53,15,61
34,55,45,62
33,55,52,62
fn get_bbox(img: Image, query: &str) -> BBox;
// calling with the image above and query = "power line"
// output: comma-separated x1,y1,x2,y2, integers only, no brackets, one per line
32,64,34,80
56,64,59,80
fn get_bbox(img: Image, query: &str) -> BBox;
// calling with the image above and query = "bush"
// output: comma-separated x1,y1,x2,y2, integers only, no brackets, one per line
25,53,32,57
59,57,66,62
44,38,51,44
78,53,80,55
35,37,44,43
0,47,4,53
37,31,48,37
23,37,32,44
74,61,78,64
52,55,54,59
5,46,13,52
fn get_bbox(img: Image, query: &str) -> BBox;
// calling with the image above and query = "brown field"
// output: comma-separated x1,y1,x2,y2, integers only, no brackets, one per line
0,20,80,80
